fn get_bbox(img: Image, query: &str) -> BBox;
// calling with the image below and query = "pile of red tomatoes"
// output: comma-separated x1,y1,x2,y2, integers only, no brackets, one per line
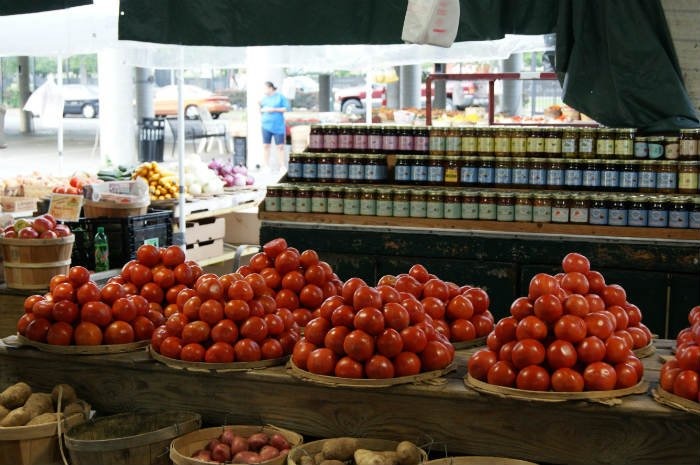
658,306,700,402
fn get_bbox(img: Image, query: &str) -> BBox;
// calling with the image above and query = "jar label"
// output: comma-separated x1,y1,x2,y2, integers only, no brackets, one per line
596,139,615,155
680,139,698,158
365,165,383,181
628,209,648,226
533,206,552,223
679,172,699,190
280,197,296,212
343,200,360,215
649,210,669,227
398,136,414,152
527,137,544,153
445,136,461,153
513,168,529,185
295,198,311,213
478,167,494,184
429,136,446,152
333,163,349,180
665,142,679,160
510,137,527,153
495,167,512,185
589,208,608,225
494,137,510,154
426,202,444,219
353,134,368,151
620,171,639,189
689,211,700,229
338,134,353,150
411,165,428,182
309,134,323,150
414,136,429,152
288,162,303,179
656,172,677,189
648,142,664,159
639,171,656,188
547,169,564,186
579,138,594,154
368,134,383,151
515,205,533,222
496,205,515,221
608,209,628,226
461,136,478,153
601,171,620,188
264,197,281,212
583,169,601,187
348,165,364,180
562,138,577,153
393,201,410,217
634,141,649,158
478,203,496,220
410,201,427,218
460,166,478,184
565,169,583,187
545,138,562,154
552,207,570,223
327,198,344,213
529,168,546,186
382,135,398,151
461,203,479,219
444,203,461,219
376,200,393,217
428,166,445,183
318,163,334,180
311,198,327,213
570,207,589,223
360,199,377,216
302,163,318,180
669,211,689,228
445,167,459,184
395,165,411,182
478,137,494,153
615,139,633,156
323,134,338,151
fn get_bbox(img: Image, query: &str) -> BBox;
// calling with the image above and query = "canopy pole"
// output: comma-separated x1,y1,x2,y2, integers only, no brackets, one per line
175,47,187,250
57,55,64,173
365,67,372,124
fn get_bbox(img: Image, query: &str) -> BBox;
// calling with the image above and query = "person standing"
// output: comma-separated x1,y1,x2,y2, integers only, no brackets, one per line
260,81,290,171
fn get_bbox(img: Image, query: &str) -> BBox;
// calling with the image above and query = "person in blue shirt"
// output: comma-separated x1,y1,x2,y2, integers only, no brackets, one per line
260,81,290,171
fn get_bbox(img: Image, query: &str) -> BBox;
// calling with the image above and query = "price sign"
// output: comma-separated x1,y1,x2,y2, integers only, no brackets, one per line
49,193,84,222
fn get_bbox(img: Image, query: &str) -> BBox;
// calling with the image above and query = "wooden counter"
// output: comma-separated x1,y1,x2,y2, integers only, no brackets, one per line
0,339,697,465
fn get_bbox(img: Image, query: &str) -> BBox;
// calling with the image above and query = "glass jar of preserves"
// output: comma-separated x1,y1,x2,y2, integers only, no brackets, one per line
478,192,497,220
526,127,545,157
343,187,361,215
429,126,446,156
647,136,664,160
564,160,583,188
322,125,339,152
614,128,635,159
427,156,445,185
547,158,565,189
444,156,460,186
444,190,461,219
394,155,411,183
627,195,648,227
638,160,657,193
512,157,529,187
561,127,579,158
360,188,377,216
352,124,368,153
551,194,570,223
333,153,349,183
679,161,700,194
578,127,597,159
414,127,429,153
601,160,620,191
690,196,700,229
317,154,334,183
460,157,478,186
445,127,462,156
426,190,445,219
301,153,317,181
478,156,495,186
338,124,354,152
397,125,414,154
607,194,628,226
496,192,515,222
280,185,297,212
368,125,383,154
461,191,479,219
679,128,699,161
510,128,528,156
264,185,282,212
665,137,680,160
409,189,427,218
582,160,601,190
669,196,690,228
376,188,393,217
311,186,328,213
596,128,615,159
494,158,512,187
477,127,495,156
648,195,669,227
545,127,562,158
634,136,649,159
494,126,511,157
295,186,312,213
382,125,399,153
656,160,678,194
533,193,552,223
460,127,478,156
365,154,388,182
309,125,323,151
589,194,609,225
618,160,638,191
347,154,366,183
287,153,303,181
327,187,344,214
569,194,589,224
411,155,429,183
528,158,546,187
393,189,410,217
515,193,533,222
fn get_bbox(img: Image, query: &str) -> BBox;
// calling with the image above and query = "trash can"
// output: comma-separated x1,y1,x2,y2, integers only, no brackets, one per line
232,136,247,166
138,117,165,162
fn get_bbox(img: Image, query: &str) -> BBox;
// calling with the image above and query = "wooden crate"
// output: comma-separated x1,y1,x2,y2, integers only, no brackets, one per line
185,238,224,263
181,217,225,245
0,197,37,213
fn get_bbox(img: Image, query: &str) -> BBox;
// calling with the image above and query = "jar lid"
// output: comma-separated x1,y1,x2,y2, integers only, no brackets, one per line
479,192,496,198
548,158,565,164
533,193,551,199
547,127,562,133
512,157,528,162
497,192,515,198
603,159,620,165
323,124,338,129
427,189,445,196
376,187,393,195
297,186,312,191
635,136,648,141
411,189,427,196
480,156,496,161
281,185,298,192
670,195,692,203
692,196,700,205
562,126,580,134
304,153,317,159
515,192,532,199
327,186,344,193
680,128,695,134
679,161,700,166
445,156,461,161
647,136,664,142
360,187,377,193
617,128,636,134
553,193,570,200
598,127,615,133
666,136,679,142
590,193,608,201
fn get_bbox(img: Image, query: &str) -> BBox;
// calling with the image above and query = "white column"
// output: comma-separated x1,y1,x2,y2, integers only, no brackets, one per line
98,48,137,166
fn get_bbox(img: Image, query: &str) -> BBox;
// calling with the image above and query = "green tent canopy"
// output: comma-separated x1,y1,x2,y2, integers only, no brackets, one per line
0,0,92,16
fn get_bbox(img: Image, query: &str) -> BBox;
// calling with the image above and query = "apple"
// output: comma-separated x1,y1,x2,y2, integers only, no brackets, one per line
19,227,39,239
14,218,31,232
32,217,52,234
54,224,72,237
43,214,57,229
4,225,14,234
40,230,58,239
3,230,17,238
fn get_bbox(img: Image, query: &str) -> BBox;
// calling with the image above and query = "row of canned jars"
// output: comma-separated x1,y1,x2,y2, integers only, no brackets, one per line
307,123,700,160
265,184,700,229
288,153,700,195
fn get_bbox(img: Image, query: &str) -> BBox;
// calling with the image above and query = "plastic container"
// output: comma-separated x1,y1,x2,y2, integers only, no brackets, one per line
94,226,109,272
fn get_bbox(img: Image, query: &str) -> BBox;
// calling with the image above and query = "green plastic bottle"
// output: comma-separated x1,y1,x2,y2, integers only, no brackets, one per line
94,226,109,272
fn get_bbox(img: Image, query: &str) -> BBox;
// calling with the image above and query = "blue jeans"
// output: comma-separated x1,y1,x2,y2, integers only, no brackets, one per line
262,128,284,145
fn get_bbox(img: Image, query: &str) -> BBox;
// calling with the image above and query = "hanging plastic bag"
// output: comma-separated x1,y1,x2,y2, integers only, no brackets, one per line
401,0,460,48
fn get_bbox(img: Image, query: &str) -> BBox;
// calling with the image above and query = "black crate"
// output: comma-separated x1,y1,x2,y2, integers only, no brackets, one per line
67,210,173,270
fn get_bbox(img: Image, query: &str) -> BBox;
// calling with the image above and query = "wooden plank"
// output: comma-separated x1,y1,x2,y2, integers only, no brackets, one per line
0,293,25,337
664,10,700,41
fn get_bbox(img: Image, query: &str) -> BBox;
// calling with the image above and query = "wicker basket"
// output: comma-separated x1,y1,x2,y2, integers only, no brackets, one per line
83,200,149,218
0,235,74,290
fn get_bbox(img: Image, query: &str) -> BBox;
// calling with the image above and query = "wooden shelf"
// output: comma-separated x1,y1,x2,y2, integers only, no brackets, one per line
259,212,700,242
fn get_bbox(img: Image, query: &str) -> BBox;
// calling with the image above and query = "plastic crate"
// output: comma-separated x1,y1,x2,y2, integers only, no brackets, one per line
67,210,172,270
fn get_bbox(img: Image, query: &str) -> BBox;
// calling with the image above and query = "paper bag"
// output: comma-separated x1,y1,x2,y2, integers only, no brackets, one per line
402,0,460,48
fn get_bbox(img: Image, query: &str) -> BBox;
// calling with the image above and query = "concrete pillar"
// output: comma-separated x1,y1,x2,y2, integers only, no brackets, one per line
318,74,332,112
400,65,421,109
386,67,400,110
18,56,33,134
98,49,137,166
135,67,155,123
502,53,523,117
433,63,447,109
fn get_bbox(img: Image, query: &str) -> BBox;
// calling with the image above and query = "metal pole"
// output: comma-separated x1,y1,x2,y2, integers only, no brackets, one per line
365,67,373,124
57,55,64,172
18,56,33,133
175,48,186,249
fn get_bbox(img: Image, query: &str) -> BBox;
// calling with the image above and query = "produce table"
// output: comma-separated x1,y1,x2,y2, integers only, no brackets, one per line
0,339,697,465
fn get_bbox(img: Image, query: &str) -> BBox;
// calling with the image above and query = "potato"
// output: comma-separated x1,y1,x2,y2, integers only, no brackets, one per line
354,449,399,465
248,432,269,451
0,405,9,421
51,384,77,406
314,452,325,465
23,393,54,419
0,382,32,409
26,412,59,426
63,401,86,418
233,451,262,464
396,441,422,465
0,407,31,427
299,455,315,465
321,437,358,461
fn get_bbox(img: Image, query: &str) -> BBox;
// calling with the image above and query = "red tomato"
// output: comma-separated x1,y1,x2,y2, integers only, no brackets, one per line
262,238,287,258
450,319,476,342
584,294,606,314
81,301,113,327
330,305,355,328
421,341,452,371
487,360,517,387
323,326,349,356
607,305,630,331
299,284,324,309
365,354,395,379
275,289,300,311
376,328,404,358
199,299,225,326
298,249,319,268
49,274,69,293
673,370,700,400
52,282,75,302
68,266,90,287
173,263,195,286
625,327,648,350
128,264,152,288
585,312,615,340
583,361,617,391
304,317,331,346
179,343,205,362
240,316,269,343
446,295,475,320
471,313,494,337
528,273,559,300
152,268,175,290
74,321,103,346
422,278,449,302
291,339,317,369
150,326,169,351
421,297,445,321
614,362,639,389
468,349,498,381
392,351,421,377
274,249,301,275
162,245,186,268
276,308,296,330
203,342,234,363
400,326,428,353
509,297,533,320
292,308,313,327
516,365,551,391
181,321,211,344
17,313,37,335
551,367,585,392
303,264,327,287
306,348,337,375
515,315,548,341
408,264,430,283
249,252,272,272
129,294,149,318
463,288,490,314
234,338,261,362
376,285,401,305
533,294,563,324
334,356,364,378
394,274,422,298
625,303,643,327
263,314,284,337
132,315,155,341
605,335,632,364
210,319,238,344
136,244,161,267
402,298,426,325
165,312,188,337
352,286,382,311
660,366,682,392
498,341,516,363
601,284,627,307
546,339,578,369
101,283,126,305
577,336,607,364
32,300,54,319
563,294,590,318
46,322,74,345
552,314,585,343
280,271,305,293
343,329,375,362
112,297,138,323
23,295,44,313
353,307,385,336
676,345,700,372
260,338,284,359
51,300,79,324
383,302,410,331
104,321,135,344
560,271,589,295
511,338,546,370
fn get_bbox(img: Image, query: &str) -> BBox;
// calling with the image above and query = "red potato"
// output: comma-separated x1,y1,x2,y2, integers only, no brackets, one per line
259,445,280,461
208,438,222,451
220,428,235,446
268,433,290,450
192,449,212,461
247,432,269,451
212,442,232,462
230,435,250,454
234,451,262,464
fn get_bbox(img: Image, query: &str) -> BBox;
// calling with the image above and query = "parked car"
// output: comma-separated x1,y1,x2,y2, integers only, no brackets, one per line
62,84,99,118
154,85,233,119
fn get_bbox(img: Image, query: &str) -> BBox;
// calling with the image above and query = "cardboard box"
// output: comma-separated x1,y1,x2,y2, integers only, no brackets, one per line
181,217,225,245
1,196,37,213
185,238,224,263
223,206,260,245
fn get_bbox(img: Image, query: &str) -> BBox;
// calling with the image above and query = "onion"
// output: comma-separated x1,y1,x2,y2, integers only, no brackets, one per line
233,173,246,187
246,175,255,185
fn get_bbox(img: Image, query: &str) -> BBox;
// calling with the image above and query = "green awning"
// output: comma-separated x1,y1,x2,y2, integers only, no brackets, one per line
0,0,92,16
